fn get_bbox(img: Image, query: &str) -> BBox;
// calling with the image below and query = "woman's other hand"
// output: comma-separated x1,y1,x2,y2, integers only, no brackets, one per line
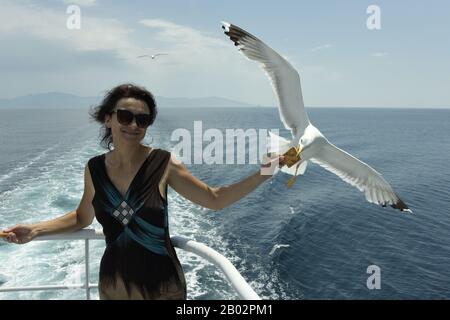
2,224,37,244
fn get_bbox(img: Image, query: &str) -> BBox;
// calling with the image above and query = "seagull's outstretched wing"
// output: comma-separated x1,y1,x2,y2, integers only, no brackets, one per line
311,142,411,212
222,22,310,138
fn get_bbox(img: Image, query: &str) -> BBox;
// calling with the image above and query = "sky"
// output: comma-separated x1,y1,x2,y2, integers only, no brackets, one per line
0,0,449,107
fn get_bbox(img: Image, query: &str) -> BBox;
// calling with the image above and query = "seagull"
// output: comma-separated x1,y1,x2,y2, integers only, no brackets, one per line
221,21,411,213
269,244,290,255
136,53,169,60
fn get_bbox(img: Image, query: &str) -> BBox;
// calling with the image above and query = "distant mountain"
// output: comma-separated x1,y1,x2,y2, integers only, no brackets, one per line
0,92,99,109
0,92,256,108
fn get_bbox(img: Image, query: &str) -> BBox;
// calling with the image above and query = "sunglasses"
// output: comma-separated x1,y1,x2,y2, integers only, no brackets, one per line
111,109,151,128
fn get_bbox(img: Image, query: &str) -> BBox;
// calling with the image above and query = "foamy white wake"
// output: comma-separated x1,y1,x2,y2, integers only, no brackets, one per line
0,130,242,299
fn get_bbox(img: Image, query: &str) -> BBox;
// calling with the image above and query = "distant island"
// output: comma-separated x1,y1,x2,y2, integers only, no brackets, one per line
0,92,262,109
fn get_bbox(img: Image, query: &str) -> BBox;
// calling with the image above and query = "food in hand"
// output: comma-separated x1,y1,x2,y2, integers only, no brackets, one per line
282,147,301,168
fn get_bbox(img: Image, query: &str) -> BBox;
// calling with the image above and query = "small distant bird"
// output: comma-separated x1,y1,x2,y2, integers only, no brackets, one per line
136,53,169,60
269,244,290,255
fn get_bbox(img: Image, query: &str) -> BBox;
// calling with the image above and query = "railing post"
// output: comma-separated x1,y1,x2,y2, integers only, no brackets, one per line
85,239,90,300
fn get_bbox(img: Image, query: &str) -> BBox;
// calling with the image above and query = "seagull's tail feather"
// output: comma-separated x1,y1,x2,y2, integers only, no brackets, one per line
267,131,307,176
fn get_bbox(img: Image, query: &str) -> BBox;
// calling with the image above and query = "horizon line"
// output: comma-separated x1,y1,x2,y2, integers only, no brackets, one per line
0,92,448,109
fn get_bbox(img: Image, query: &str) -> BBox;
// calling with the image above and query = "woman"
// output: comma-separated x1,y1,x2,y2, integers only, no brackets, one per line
2,83,285,300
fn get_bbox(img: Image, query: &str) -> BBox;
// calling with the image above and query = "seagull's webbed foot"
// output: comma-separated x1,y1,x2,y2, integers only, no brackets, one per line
283,146,303,189
287,162,302,189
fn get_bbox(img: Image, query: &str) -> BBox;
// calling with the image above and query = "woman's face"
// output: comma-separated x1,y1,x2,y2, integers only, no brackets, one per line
105,97,151,145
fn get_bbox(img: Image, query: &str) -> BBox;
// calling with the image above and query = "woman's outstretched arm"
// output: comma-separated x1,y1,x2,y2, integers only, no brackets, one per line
167,153,285,211
2,163,95,244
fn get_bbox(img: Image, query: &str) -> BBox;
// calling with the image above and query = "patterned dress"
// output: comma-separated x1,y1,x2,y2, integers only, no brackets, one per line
87,148,186,299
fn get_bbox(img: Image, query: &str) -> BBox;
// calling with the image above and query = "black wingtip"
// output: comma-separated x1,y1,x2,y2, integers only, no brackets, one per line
390,195,412,213
221,22,260,48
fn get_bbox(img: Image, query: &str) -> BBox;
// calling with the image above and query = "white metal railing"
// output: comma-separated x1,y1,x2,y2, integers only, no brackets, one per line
0,229,261,300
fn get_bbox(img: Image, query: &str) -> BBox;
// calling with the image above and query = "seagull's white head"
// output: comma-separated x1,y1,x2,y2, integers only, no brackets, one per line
298,125,327,160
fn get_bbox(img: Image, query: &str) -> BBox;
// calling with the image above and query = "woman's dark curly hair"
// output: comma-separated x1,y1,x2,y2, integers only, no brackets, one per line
90,83,157,150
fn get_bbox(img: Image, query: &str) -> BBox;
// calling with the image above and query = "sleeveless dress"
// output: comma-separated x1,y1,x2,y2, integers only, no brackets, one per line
87,148,187,300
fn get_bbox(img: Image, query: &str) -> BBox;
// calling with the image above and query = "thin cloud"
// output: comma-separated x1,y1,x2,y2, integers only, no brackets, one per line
62,0,97,6
0,0,138,54
310,44,333,52
136,18,238,71
371,52,388,58
136,18,274,104
0,3,275,105
139,19,228,50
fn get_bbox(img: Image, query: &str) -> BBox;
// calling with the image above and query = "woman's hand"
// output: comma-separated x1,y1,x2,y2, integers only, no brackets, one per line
260,153,286,176
2,224,37,244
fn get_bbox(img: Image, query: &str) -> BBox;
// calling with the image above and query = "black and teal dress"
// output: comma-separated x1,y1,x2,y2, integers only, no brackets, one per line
87,148,186,299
